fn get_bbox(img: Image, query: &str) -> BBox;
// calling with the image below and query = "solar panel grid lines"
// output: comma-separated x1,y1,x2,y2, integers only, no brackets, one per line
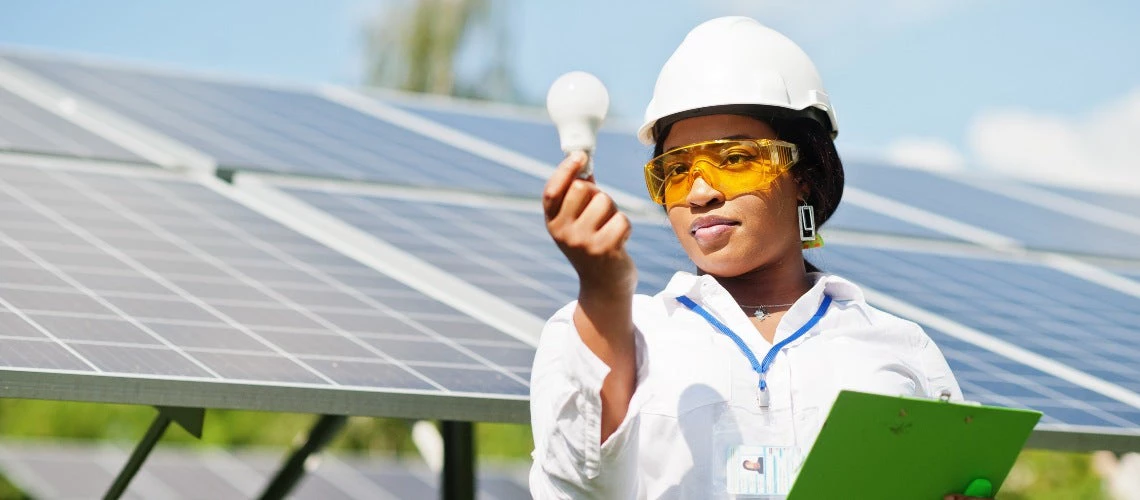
227,173,546,347
121,176,515,391
0,175,222,378
380,95,655,202
167,176,543,369
28,63,348,175
0,87,143,163
930,331,1140,430
822,202,963,242
959,176,1140,237
10,56,368,177
1040,253,1140,300
335,191,572,304
844,162,1140,260
281,184,684,317
1,53,549,196
841,185,1022,250
0,162,537,419
0,56,209,170
321,86,655,213
819,247,1140,404
321,86,558,182
18,172,353,382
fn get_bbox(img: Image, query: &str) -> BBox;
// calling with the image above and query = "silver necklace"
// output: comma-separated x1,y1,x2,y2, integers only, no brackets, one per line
739,302,796,320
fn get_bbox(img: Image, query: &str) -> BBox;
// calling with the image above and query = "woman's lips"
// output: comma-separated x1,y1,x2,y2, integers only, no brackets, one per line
690,216,740,243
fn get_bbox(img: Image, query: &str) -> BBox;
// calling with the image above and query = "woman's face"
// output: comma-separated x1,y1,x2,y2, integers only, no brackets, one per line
662,114,805,278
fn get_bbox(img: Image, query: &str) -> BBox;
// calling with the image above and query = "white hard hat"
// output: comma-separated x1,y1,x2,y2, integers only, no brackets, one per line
639,16,838,145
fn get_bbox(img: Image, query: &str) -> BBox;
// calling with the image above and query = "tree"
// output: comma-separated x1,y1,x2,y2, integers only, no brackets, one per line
363,0,524,103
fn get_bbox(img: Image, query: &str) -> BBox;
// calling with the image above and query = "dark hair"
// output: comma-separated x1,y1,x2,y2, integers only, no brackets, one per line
652,106,845,273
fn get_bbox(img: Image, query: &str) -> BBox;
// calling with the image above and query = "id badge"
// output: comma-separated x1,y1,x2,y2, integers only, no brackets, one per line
724,445,801,497
711,405,804,499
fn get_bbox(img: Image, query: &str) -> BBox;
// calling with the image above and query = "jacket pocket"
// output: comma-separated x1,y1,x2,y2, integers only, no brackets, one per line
641,337,731,417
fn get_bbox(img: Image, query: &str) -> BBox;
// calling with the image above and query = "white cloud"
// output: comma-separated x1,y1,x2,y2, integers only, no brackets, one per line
883,137,966,172
967,87,1140,193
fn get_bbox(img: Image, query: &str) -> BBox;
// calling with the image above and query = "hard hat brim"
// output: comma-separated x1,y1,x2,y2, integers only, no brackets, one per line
639,104,837,146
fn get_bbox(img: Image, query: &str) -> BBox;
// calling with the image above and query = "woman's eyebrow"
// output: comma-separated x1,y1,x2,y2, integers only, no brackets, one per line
721,134,753,140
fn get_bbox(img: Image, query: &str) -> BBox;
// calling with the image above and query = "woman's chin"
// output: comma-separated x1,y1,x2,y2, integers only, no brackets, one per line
692,256,757,278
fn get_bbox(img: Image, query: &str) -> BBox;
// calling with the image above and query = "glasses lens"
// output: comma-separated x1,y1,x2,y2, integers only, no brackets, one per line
643,139,797,206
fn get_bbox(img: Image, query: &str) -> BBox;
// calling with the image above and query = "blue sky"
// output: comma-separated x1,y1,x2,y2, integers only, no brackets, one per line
1,0,1138,189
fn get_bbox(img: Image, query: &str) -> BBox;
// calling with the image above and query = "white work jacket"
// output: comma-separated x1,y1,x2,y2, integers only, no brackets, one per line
529,271,962,499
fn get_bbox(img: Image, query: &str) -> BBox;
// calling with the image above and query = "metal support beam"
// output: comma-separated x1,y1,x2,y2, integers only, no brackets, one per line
104,406,205,500
258,414,347,500
441,420,475,500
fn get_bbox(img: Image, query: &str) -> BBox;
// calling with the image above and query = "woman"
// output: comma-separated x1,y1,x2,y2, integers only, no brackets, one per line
531,17,977,499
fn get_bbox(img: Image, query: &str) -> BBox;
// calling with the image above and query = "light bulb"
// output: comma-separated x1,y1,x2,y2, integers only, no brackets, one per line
546,71,609,178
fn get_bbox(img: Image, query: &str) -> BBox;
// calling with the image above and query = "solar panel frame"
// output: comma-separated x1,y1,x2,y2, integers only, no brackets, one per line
0,159,533,423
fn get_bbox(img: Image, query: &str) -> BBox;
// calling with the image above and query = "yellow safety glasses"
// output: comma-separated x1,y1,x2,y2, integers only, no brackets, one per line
644,139,799,207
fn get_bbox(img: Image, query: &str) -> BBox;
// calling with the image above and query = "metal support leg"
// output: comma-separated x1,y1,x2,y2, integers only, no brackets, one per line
441,420,475,500
258,414,347,500
103,413,171,500
104,406,204,500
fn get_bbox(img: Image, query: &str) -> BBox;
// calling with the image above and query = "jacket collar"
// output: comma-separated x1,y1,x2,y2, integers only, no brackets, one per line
660,270,869,344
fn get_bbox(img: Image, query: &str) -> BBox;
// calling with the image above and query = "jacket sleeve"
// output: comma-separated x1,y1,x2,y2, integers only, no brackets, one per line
916,329,964,402
528,300,650,499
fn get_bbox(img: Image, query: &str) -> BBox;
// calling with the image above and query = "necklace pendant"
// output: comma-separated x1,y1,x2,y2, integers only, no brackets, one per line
752,307,768,320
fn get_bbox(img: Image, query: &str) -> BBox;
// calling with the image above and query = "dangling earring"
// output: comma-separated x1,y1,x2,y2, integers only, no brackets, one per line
798,200,823,249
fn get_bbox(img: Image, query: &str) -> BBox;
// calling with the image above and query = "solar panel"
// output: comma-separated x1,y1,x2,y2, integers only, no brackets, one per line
825,202,961,241
0,441,530,499
927,327,1140,428
844,162,1140,259
1034,183,1140,217
269,181,1140,431
0,86,145,163
0,160,533,422
1117,268,1140,281
0,53,546,196
812,244,1140,394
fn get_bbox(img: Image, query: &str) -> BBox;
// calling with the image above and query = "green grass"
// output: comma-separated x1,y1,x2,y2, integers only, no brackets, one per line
998,449,1106,499
0,398,1107,498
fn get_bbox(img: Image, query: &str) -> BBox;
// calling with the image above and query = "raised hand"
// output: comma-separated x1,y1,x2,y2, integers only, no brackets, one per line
543,151,636,300
542,151,638,443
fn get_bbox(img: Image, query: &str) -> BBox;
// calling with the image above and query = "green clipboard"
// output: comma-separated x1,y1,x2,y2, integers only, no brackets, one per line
787,390,1042,500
